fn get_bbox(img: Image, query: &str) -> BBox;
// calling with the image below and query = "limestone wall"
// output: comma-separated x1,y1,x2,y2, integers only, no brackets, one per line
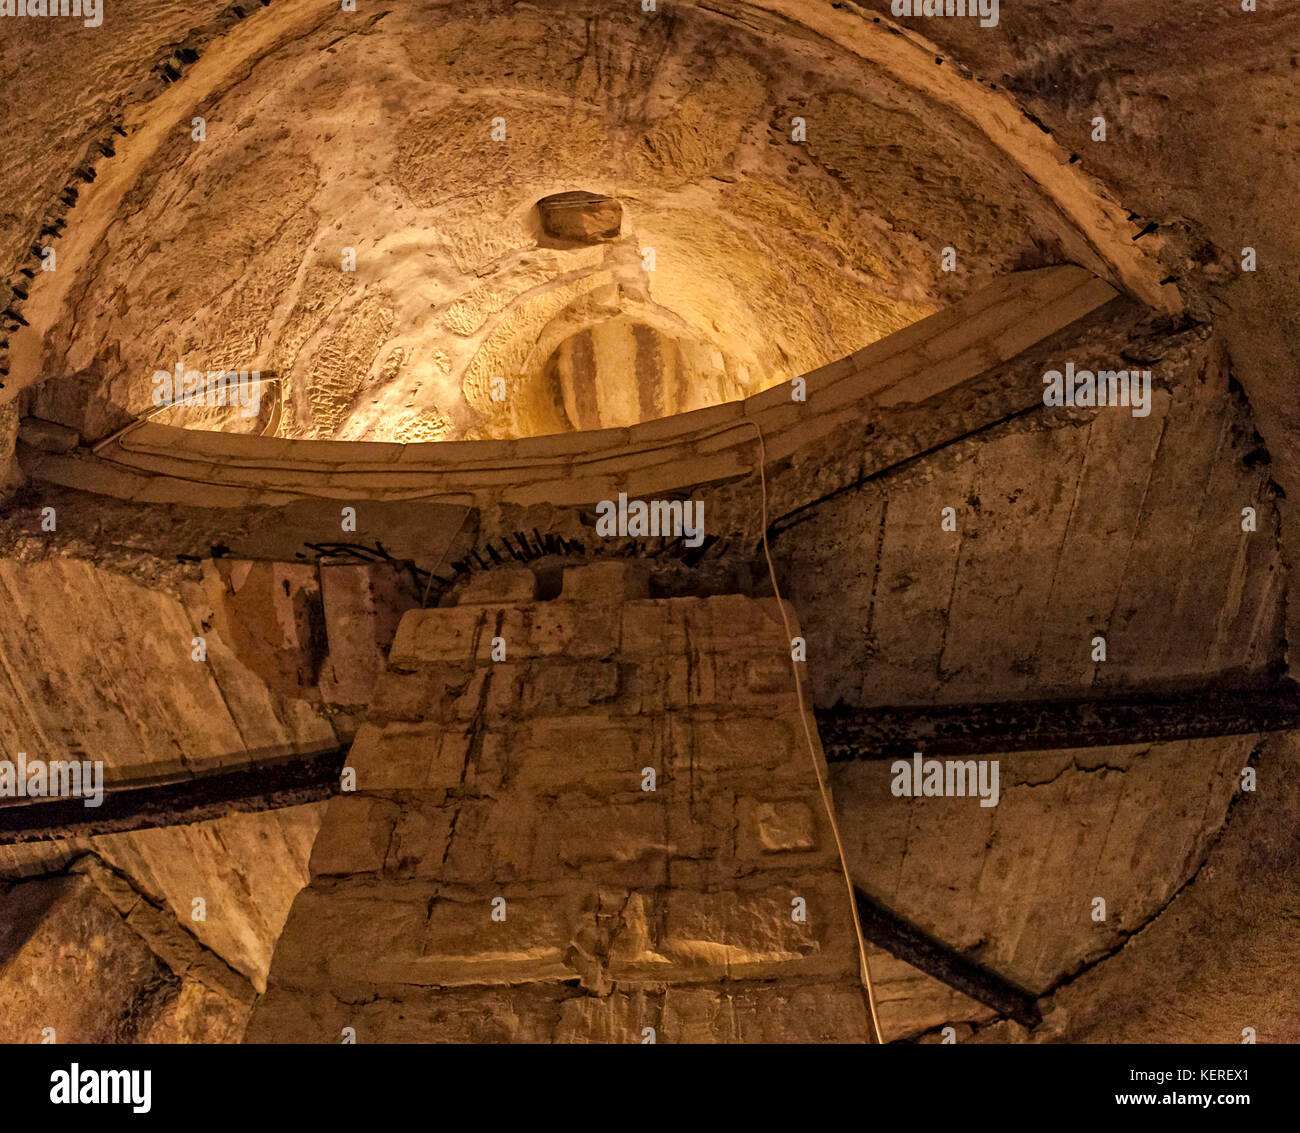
833,736,1254,997
0,559,335,782
247,564,871,1043
780,328,1286,708
0,804,324,996
0,556,338,990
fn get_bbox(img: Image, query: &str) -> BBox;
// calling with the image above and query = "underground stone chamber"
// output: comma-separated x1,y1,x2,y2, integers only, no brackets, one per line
0,0,1296,1054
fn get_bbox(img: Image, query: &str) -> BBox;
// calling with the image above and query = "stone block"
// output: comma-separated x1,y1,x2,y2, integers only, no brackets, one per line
616,654,794,715
537,190,622,242
308,796,399,877
880,343,995,408
17,416,79,454
517,602,619,659
660,983,870,1043
483,663,522,716
367,891,596,988
561,560,651,602
439,796,540,883
371,662,482,722
917,292,1025,363
504,474,621,509
490,715,652,795
642,876,856,982
746,656,791,695
619,598,696,655
542,800,669,883
640,446,752,491
384,798,457,877
626,399,743,444
458,567,537,605
736,797,828,861
392,603,618,664
354,985,567,1043
243,986,350,1045
351,987,564,1039
685,594,791,653
516,427,628,459
445,794,668,884
575,444,693,479
515,658,621,714
347,721,473,790
555,990,660,1043
665,792,736,861
820,351,915,406
270,885,427,993
388,606,499,665
319,563,420,710
668,713,800,780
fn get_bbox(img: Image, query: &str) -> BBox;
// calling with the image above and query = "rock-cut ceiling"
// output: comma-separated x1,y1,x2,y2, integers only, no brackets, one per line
25,0,1136,444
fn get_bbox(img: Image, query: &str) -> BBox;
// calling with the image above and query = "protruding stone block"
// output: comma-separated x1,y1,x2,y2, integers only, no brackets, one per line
17,416,79,454
308,796,399,876
347,720,473,790
739,798,819,855
562,559,651,602
458,567,537,605
537,190,622,243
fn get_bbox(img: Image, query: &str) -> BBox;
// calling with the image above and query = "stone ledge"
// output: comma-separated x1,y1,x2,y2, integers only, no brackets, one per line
55,267,1112,510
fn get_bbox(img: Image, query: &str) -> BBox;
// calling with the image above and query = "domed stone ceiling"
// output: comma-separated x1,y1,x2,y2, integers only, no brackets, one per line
31,0,1106,443
3,0,1300,1057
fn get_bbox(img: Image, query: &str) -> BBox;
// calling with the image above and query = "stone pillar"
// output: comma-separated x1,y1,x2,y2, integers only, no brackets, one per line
246,563,869,1043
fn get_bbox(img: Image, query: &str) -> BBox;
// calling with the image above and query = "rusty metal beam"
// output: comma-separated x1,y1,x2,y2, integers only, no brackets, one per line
855,886,1042,1029
0,746,346,845
817,685,1300,761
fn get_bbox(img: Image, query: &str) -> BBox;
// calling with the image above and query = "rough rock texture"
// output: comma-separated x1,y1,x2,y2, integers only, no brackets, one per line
246,567,870,1042
1037,730,1300,1044
848,0,1300,681
912,729,1300,1045
0,805,326,994
779,327,1285,710
833,736,1254,995
0,556,335,990
0,558,336,782
9,0,1126,446
0,0,1297,1049
0,866,249,1044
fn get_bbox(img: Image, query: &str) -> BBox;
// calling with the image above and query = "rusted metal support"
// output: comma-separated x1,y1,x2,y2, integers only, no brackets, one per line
818,685,1300,761
0,746,346,845
855,886,1042,1029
